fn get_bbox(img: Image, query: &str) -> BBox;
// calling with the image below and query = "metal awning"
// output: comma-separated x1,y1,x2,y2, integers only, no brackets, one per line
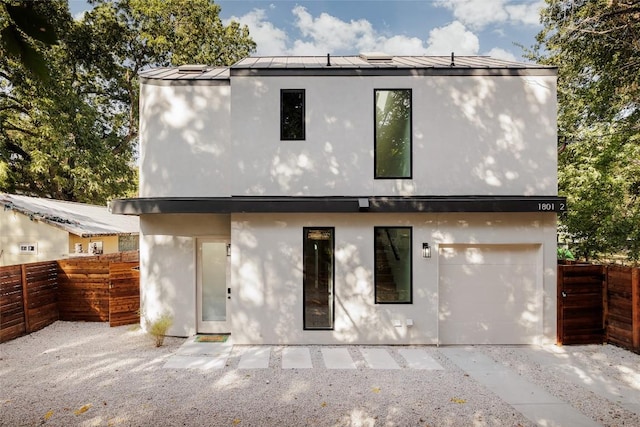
110,196,566,215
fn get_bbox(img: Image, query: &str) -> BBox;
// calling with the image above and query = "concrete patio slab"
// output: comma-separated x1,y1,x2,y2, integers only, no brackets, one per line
440,347,602,427
398,349,444,370
322,348,356,369
361,348,400,369
163,355,227,370
238,347,271,369
164,336,233,369
282,347,313,369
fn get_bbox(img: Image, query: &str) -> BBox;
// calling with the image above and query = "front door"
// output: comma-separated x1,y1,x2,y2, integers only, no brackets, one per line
197,238,230,333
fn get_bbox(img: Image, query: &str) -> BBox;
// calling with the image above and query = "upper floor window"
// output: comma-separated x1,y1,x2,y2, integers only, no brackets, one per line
374,89,412,178
281,89,305,140
374,227,412,304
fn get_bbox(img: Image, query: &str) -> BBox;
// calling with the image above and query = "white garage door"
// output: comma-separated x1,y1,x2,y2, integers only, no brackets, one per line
438,244,541,345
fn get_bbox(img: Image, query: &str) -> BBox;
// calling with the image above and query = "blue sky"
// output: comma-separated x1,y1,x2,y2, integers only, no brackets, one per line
68,0,546,61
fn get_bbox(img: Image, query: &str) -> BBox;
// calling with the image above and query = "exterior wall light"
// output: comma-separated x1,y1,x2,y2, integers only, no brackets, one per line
422,243,431,258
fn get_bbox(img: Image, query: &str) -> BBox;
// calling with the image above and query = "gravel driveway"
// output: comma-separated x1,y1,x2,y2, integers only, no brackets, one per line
1,321,639,426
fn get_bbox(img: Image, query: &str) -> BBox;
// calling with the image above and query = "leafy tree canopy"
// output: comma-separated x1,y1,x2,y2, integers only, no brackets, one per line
0,0,255,204
533,0,640,261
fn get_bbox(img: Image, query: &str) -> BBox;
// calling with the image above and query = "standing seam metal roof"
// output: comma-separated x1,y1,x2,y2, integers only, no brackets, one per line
139,55,555,80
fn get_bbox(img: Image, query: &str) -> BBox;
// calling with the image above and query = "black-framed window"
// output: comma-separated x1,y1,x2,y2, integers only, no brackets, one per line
281,89,305,140
374,227,412,303
374,89,412,178
303,227,334,329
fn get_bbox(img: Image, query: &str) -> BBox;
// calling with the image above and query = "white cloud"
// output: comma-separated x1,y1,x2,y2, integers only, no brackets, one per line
291,6,378,54
425,21,479,55
485,47,517,62
228,6,485,58
437,0,544,29
225,9,288,56
506,1,545,26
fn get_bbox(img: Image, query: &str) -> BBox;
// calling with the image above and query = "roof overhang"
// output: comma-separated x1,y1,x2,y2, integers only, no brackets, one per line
110,196,567,215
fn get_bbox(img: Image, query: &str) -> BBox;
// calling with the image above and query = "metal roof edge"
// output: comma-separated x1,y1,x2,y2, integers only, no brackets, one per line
110,195,567,215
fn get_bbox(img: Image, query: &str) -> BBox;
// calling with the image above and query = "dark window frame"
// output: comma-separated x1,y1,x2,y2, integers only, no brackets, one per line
374,88,413,179
374,226,413,304
281,89,306,141
302,227,335,330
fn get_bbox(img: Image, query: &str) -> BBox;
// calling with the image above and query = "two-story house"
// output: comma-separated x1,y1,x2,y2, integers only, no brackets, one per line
111,54,564,345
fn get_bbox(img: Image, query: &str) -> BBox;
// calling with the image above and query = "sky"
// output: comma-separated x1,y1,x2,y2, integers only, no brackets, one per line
68,0,547,62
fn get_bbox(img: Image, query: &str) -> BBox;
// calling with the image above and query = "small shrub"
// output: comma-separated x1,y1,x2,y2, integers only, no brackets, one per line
146,313,173,347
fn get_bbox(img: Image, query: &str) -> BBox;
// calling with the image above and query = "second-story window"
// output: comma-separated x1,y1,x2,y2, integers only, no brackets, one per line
374,89,412,178
281,89,305,140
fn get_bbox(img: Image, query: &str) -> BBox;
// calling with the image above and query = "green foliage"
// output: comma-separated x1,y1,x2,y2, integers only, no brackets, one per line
557,246,575,261
0,0,60,81
531,0,640,261
1,0,255,204
146,313,173,347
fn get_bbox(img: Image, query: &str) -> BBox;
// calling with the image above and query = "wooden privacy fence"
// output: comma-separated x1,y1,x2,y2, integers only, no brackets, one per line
606,265,640,351
0,261,58,343
0,253,139,343
558,264,640,353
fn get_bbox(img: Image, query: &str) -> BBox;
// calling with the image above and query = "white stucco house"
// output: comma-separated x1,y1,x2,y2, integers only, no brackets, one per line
111,54,565,345
1,193,139,266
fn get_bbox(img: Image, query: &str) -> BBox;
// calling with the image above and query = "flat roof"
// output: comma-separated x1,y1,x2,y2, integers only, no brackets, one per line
139,55,556,82
110,196,567,215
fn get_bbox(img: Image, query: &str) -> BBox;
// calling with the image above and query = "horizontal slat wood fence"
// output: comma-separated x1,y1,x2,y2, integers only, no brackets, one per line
606,265,640,351
0,252,139,343
0,261,58,342
557,264,604,345
58,260,110,322
109,262,140,327
558,264,640,353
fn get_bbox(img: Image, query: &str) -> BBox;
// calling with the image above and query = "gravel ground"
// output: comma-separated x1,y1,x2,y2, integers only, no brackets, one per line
0,321,638,427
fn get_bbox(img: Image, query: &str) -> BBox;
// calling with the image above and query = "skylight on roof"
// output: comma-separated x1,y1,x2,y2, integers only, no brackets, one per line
359,52,393,62
178,64,208,73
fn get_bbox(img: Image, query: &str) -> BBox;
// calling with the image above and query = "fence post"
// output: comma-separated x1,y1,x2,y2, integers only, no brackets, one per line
20,264,30,333
633,267,640,351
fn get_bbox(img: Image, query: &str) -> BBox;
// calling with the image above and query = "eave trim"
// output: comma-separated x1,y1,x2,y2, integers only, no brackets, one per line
110,196,567,215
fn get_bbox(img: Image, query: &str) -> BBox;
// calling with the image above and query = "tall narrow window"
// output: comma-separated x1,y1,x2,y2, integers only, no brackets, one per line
374,89,412,178
281,89,305,140
374,227,412,303
303,227,334,329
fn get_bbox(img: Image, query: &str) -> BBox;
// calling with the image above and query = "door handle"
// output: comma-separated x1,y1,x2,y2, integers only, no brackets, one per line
561,291,567,298
228,288,231,299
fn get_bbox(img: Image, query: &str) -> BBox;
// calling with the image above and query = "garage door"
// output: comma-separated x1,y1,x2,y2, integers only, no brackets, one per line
438,244,541,345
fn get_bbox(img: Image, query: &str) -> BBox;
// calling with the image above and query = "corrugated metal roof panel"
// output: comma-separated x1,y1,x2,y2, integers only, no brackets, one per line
1,193,139,237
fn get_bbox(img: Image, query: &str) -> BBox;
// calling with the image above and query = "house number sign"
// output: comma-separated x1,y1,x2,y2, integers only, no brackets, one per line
537,202,566,212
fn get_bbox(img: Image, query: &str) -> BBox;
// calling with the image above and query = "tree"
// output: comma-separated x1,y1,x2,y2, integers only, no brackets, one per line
532,0,640,261
0,0,255,204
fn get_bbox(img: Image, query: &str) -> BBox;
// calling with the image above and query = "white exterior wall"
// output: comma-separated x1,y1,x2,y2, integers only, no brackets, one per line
0,209,69,266
229,212,557,345
139,214,230,336
139,82,231,197
229,74,557,197
139,74,557,198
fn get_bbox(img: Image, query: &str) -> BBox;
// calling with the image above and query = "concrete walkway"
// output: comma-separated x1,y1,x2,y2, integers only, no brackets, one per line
164,338,640,427
440,347,602,427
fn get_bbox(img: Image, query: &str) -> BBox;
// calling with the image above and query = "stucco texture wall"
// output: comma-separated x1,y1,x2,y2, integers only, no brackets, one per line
139,214,230,336
228,212,556,345
0,209,69,266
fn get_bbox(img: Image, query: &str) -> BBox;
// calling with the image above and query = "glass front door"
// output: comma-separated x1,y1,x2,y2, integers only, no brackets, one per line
197,239,229,333
303,228,334,330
